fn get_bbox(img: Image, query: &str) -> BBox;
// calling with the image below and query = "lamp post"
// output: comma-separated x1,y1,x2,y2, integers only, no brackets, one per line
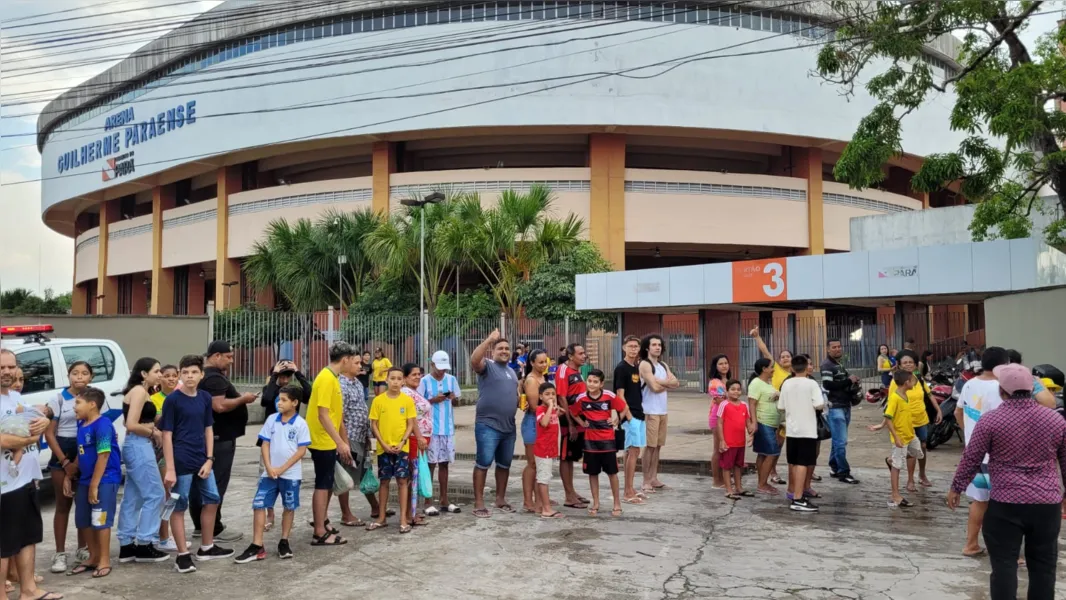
222,281,240,309
400,191,445,365
337,254,347,309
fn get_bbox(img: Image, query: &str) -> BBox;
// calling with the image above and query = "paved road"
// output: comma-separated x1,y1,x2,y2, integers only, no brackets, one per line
20,442,1064,600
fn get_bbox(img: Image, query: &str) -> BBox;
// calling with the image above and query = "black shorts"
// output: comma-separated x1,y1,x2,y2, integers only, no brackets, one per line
582,451,618,476
560,429,584,462
0,483,43,558
786,437,819,467
310,448,338,491
47,436,78,471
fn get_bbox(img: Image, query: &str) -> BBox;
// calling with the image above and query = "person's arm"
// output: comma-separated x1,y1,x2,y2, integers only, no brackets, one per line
750,327,773,361
88,426,110,504
0,432,39,451
820,362,849,392
949,418,993,498
44,415,72,475
198,425,214,478
125,389,156,437
715,405,727,452
403,416,416,455
639,360,666,393
370,418,388,453
883,418,903,447
660,363,681,390
954,401,965,426
748,395,759,426
523,378,540,414
260,440,275,478
1035,389,1057,410
261,376,280,410
205,375,255,413
470,329,500,374
811,381,826,410
1057,426,1066,502
318,403,350,462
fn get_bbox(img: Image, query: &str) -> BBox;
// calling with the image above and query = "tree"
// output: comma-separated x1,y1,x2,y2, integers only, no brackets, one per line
0,288,71,315
518,242,615,330
450,185,584,318
816,1,1066,243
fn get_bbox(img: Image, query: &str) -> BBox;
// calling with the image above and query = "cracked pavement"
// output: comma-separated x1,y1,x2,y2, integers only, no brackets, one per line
25,444,1066,600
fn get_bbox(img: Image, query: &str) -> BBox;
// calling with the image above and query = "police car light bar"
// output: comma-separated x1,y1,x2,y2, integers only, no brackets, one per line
0,325,54,336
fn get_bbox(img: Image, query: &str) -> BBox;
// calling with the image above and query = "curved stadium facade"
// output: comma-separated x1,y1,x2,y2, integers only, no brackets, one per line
38,0,965,317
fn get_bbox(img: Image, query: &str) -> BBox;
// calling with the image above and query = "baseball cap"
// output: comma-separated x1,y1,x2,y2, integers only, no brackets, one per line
206,340,232,356
431,350,451,371
993,363,1033,396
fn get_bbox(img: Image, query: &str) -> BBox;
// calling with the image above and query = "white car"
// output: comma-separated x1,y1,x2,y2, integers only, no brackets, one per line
2,325,130,470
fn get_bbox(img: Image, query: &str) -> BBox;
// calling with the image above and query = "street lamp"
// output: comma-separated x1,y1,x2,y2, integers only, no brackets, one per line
222,280,240,308
337,254,347,309
400,191,445,365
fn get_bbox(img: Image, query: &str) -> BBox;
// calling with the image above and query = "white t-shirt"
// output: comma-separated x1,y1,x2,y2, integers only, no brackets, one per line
776,377,826,439
257,412,311,481
960,377,1002,463
641,361,669,416
47,388,79,438
1,391,44,494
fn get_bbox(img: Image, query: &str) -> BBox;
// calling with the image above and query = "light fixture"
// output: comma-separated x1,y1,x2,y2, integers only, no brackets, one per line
198,268,205,279
654,246,661,258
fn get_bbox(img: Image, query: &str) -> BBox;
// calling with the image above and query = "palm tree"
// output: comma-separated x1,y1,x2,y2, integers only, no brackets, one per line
321,208,384,306
452,184,584,319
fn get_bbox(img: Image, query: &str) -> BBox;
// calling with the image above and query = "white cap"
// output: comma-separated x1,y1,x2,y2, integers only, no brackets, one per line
431,350,451,371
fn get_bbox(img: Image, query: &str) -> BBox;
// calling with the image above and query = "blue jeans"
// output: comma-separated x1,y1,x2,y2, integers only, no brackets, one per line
474,422,516,471
116,434,165,546
173,471,221,513
827,407,851,476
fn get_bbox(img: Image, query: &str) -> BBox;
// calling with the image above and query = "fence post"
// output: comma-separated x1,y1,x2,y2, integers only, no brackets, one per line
697,309,706,392
500,312,506,336
564,316,570,344
421,309,429,367
206,301,215,345
327,305,335,345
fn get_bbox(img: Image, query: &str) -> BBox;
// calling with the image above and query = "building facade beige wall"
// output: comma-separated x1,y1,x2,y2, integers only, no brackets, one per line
984,287,1066,368
106,215,153,276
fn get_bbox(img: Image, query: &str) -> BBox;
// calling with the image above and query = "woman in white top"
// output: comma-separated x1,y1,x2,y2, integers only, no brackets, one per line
43,361,93,574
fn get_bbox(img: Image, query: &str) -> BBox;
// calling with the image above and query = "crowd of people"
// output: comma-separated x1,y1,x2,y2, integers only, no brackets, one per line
2,328,1065,600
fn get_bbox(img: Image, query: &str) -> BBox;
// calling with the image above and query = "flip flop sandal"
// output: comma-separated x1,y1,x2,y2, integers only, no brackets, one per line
804,489,822,498
308,518,332,528
495,503,515,513
898,498,914,508
622,496,646,505
611,509,623,517
91,567,112,579
263,522,274,532
5,581,14,594
424,506,440,516
365,522,387,531
340,519,363,527
563,502,588,509
756,488,779,495
587,508,599,516
32,593,64,600
68,564,96,576
412,518,428,526
725,493,741,500
811,474,822,482
963,548,987,558
577,496,591,503
739,490,755,497
444,504,462,513
770,477,787,485
473,508,491,518
399,525,413,534
539,511,566,519
311,532,347,546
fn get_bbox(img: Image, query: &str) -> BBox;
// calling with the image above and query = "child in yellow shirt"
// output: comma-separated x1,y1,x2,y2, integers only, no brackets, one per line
367,368,415,533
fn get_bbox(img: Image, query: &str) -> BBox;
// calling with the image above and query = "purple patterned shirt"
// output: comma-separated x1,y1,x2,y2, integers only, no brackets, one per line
951,398,1066,504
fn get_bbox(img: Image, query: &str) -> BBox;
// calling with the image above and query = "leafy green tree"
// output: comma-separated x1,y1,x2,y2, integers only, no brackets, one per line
0,288,71,315
450,185,584,318
339,277,419,349
815,1,1066,243
518,242,615,330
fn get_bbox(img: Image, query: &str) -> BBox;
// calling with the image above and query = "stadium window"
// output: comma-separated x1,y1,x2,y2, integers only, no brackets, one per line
405,10,416,26
461,5,472,21
342,17,353,34
544,1,556,19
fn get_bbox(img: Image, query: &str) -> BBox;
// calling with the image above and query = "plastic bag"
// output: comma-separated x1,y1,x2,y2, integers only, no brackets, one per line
360,464,380,495
332,461,354,495
417,452,433,499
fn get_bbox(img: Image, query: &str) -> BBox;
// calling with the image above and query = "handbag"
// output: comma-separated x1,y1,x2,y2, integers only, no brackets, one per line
332,461,354,495
417,452,433,499
815,410,832,441
359,465,380,495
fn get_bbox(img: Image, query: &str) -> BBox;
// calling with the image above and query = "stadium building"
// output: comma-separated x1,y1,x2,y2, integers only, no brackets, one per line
40,0,970,343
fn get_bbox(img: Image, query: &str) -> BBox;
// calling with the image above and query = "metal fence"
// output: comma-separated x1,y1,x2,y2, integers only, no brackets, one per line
212,308,618,386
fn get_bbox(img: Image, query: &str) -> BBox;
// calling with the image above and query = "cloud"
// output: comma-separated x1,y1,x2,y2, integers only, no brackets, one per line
0,170,73,294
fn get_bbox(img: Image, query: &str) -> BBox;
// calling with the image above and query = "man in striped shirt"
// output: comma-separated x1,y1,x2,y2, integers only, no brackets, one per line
418,351,462,514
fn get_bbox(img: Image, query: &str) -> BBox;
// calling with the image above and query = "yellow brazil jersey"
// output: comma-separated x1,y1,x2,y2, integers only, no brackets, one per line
883,391,915,445
372,358,392,383
889,375,930,428
369,392,416,455
307,367,343,450
150,391,166,414
771,362,790,391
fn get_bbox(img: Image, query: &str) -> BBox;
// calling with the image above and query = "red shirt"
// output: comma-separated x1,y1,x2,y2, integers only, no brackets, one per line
572,390,626,452
534,405,560,459
716,400,750,449
554,363,586,432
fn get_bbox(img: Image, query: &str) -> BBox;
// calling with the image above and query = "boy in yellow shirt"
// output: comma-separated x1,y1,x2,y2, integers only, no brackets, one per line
868,370,925,509
367,368,415,534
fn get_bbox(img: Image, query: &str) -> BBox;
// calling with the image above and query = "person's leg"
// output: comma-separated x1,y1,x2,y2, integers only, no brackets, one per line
791,466,807,500
906,453,917,492
376,477,392,525
537,483,553,517
198,473,222,548
756,454,773,492
522,445,537,512
211,439,236,536
588,474,600,513
733,467,745,494
964,500,989,555
827,407,850,477
770,455,782,483
472,467,488,512
116,447,146,551
890,467,902,505
281,508,295,541
437,462,450,508
918,440,931,486
493,430,515,509
50,469,72,555
722,452,736,496
397,479,411,528
311,449,337,539
15,544,52,600
651,415,667,487
623,447,637,499
252,510,266,547
982,500,1024,600
130,440,166,548
1021,503,1061,600
168,475,191,553
560,432,577,504
339,491,355,523
473,423,496,514
711,431,724,487
608,473,621,513
95,528,111,572
641,445,654,492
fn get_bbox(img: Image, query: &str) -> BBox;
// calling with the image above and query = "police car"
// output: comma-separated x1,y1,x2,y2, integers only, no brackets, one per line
1,325,129,469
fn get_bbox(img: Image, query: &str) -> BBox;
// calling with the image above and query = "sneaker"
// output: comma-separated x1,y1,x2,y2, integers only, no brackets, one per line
213,526,244,543
838,475,860,485
135,544,170,563
118,544,138,564
789,499,819,513
75,546,90,563
195,544,234,561
175,553,197,574
191,529,202,538
277,539,293,560
233,544,266,564
158,537,179,553
50,552,68,574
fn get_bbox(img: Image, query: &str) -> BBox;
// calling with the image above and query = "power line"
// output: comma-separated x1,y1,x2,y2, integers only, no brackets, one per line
1,0,209,28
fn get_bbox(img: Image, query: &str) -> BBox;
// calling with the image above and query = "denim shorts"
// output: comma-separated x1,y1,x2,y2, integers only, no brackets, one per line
75,482,119,530
914,424,929,443
521,412,538,446
253,477,300,511
173,471,220,513
752,423,781,457
474,422,516,471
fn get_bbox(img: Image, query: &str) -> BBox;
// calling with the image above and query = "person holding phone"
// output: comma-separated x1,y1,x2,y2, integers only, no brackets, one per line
418,351,462,515
261,361,312,418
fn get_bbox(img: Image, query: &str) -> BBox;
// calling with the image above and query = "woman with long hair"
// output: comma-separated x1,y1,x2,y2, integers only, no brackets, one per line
920,350,934,380
43,361,93,574
889,350,942,490
400,363,432,526
747,358,782,495
707,354,731,488
877,345,893,388
115,357,169,564
521,350,550,513
749,326,792,485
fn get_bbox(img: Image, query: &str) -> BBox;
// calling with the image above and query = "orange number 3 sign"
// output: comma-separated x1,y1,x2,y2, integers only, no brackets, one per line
732,259,787,303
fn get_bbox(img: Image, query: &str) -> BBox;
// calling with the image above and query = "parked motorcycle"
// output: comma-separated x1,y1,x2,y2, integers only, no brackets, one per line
926,393,963,449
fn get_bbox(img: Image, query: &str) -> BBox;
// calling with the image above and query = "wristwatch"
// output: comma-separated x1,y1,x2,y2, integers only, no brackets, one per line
207,456,215,462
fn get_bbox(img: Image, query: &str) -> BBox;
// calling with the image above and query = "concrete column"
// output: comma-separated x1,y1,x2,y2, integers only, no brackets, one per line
372,141,395,215
215,166,242,310
96,200,119,314
589,133,626,270
151,185,175,315
71,283,87,316
795,147,824,255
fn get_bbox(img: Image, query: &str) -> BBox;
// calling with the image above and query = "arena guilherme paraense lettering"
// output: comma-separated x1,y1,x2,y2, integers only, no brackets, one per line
56,100,197,175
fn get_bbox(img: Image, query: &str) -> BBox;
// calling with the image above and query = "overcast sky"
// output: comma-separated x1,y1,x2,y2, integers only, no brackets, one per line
0,0,1063,296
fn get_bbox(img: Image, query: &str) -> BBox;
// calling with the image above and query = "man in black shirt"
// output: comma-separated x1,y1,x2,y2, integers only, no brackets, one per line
613,335,645,504
194,340,256,542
